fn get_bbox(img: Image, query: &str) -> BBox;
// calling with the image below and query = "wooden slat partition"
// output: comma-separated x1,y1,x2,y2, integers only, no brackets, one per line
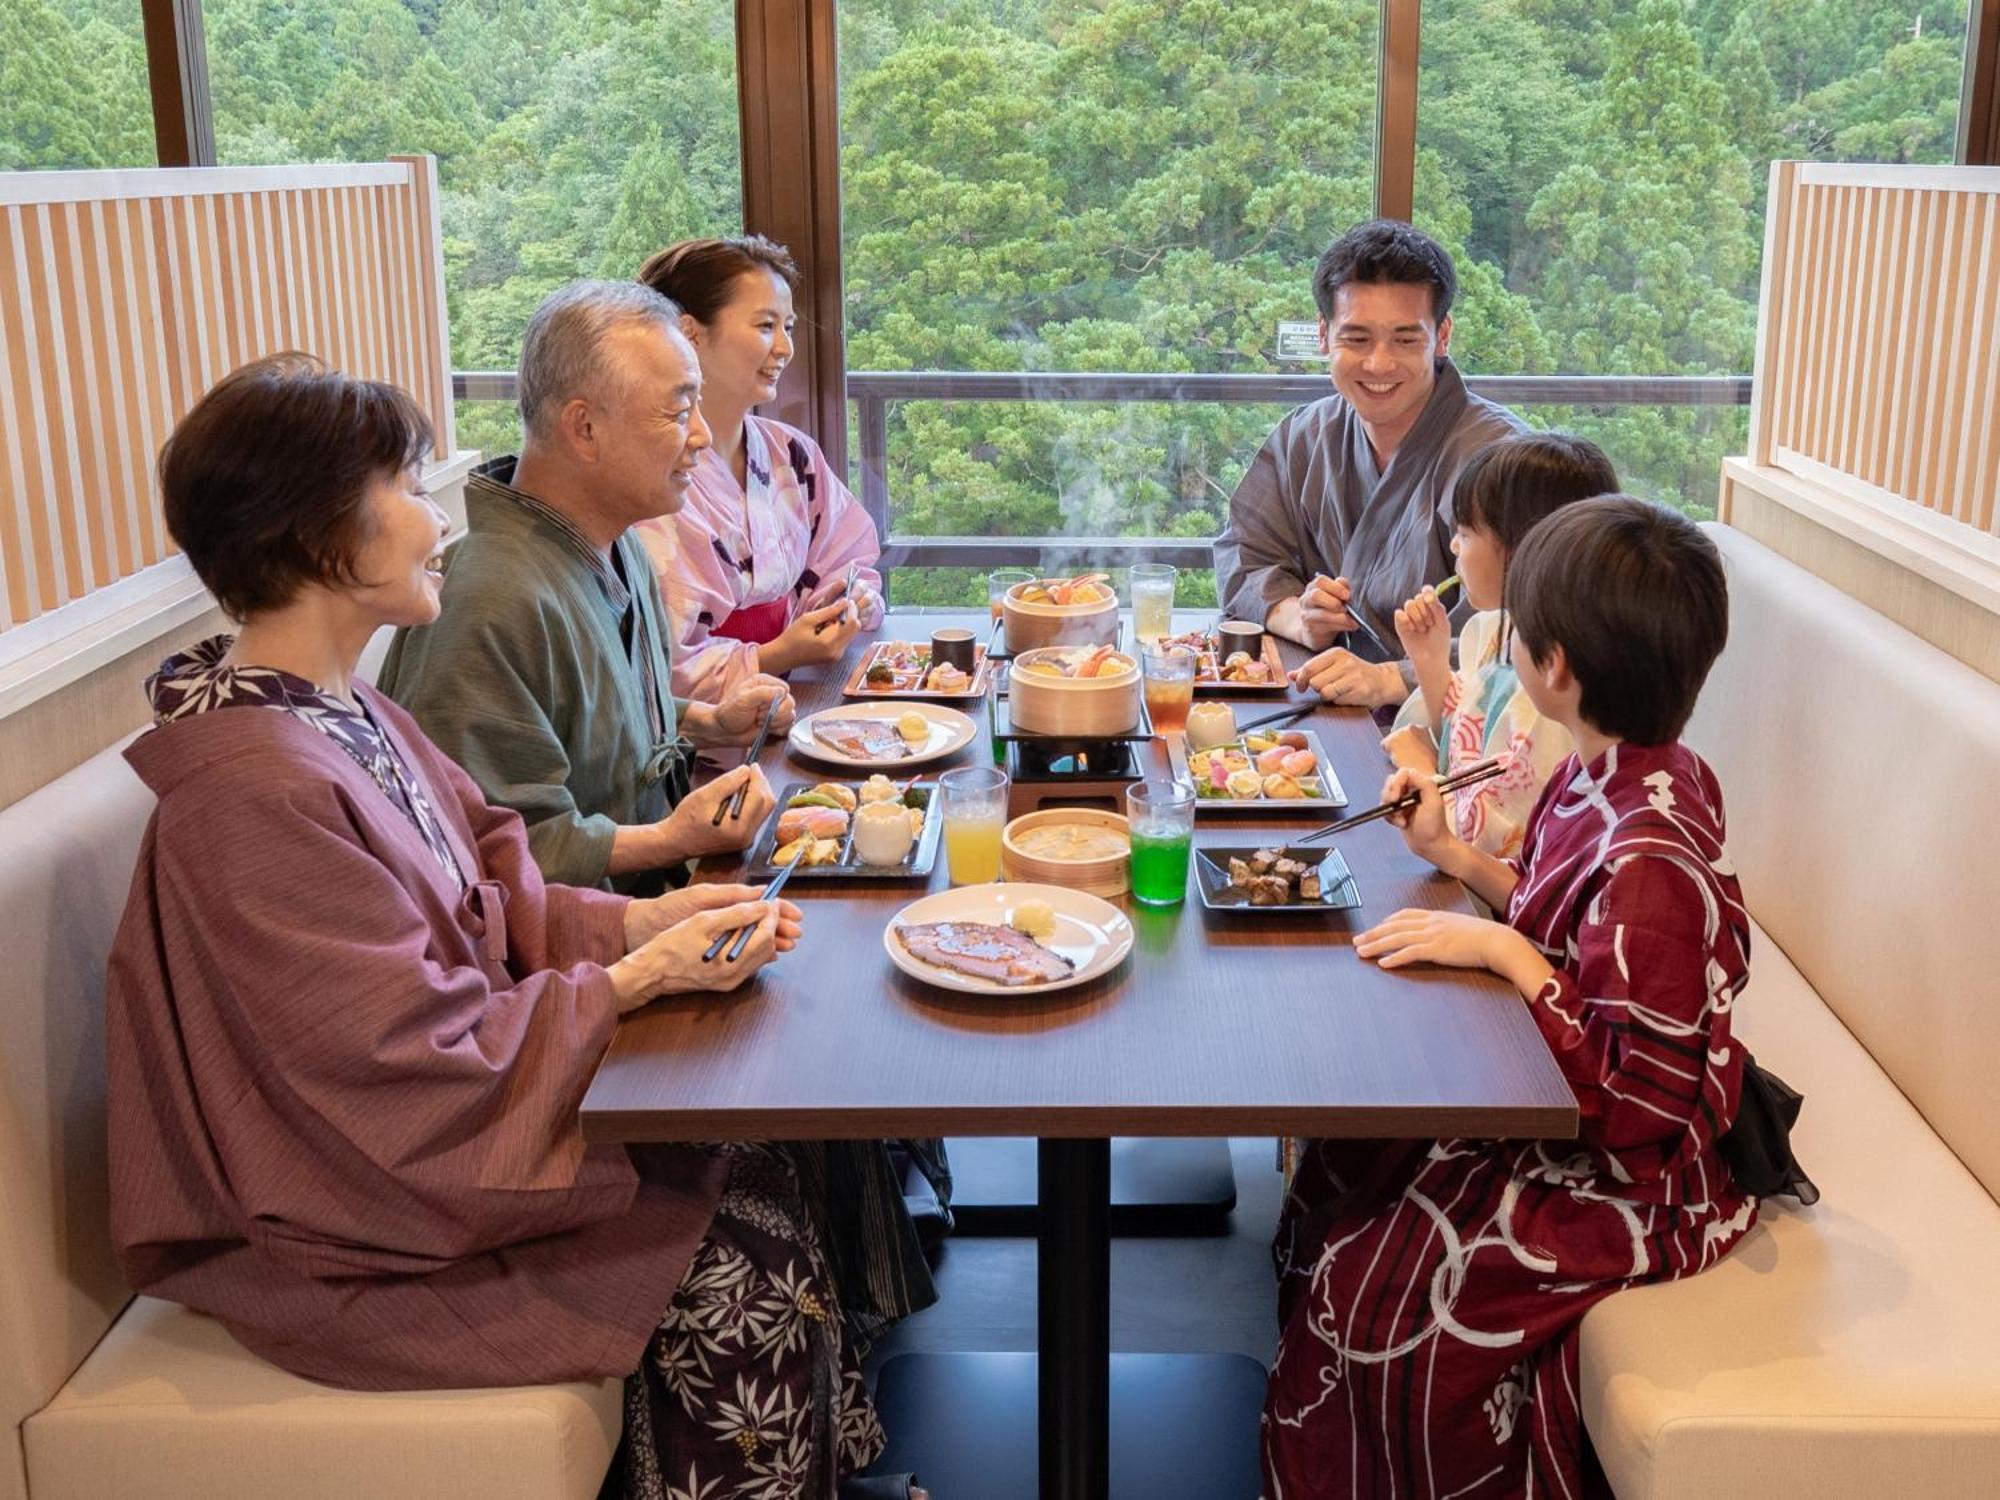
0,158,455,633
1748,161,2000,538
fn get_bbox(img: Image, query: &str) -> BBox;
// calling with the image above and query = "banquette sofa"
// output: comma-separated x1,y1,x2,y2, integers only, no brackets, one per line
3,525,1997,1498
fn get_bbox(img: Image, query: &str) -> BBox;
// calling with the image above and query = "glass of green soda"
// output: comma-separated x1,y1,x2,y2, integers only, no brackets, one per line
1126,780,1196,907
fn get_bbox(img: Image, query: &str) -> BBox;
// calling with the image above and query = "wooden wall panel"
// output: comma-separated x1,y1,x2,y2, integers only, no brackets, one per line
1749,164,2000,545
0,162,456,633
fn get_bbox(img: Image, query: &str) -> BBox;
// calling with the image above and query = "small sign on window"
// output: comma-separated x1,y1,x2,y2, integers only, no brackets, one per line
1276,321,1324,363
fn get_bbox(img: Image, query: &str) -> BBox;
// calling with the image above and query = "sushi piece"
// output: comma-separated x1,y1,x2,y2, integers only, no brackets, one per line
1261,773,1308,800
1279,749,1319,780
774,806,850,844
1255,745,1292,776
810,782,859,811
1225,768,1264,800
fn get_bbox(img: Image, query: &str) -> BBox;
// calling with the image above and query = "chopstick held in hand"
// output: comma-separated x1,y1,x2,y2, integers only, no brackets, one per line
1287,758,1507,847
701,846,804,963
711,695,780,826
814,560,864,635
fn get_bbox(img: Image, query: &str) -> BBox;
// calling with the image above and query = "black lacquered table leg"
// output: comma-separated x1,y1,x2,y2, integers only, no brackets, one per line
1039,1136,1111,1500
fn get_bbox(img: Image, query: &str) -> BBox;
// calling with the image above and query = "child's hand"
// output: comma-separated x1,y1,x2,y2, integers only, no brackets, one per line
1355,909,1509,970
1393,586,1451,680
1380,766,1453,865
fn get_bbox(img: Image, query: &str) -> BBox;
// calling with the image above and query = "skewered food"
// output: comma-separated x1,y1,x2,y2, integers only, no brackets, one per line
893,921,1076,986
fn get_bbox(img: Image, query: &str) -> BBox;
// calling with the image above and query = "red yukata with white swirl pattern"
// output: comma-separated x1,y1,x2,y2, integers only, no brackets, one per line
1264,741,1757,1500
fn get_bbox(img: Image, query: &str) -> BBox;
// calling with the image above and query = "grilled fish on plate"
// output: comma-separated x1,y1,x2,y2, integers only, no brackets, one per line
892,921,1076,987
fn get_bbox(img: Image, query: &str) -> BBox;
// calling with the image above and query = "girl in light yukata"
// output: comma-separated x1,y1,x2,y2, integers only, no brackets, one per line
635,236,885,702
1383,432,1619,861
1266,497,1756,1499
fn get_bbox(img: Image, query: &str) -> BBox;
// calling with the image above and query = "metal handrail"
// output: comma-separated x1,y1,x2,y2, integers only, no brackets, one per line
451,367,1752,580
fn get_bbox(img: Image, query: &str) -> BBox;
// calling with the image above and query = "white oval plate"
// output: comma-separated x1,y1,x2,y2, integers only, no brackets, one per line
883,882,1134,995
789,701,978,770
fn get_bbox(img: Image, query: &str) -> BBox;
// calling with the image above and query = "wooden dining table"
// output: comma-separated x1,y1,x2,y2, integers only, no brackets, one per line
582,609,1577,1500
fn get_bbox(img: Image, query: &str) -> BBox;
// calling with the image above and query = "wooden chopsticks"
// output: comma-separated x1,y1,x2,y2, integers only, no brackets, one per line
701,846,804,963
711,696,780,826
1286,758,1507,847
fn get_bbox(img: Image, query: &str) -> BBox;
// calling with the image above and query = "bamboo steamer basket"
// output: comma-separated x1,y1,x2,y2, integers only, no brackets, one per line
1002,808,1131,897
1007,647,1141,736
1002,579,1121,655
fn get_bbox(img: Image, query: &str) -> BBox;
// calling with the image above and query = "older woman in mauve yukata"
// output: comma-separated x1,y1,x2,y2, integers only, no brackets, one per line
634,236,886,703
104,354,925,1500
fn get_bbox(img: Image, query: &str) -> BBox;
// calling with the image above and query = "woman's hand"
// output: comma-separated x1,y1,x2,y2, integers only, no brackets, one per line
607,896,805,1012
655,766,776,861
625,882,804,954
759,599,863,673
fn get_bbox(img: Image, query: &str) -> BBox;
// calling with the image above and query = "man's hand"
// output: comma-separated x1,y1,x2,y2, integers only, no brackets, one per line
1291,646,1410,707
657,766,777,861
1298,573,1359,649
625,881,804,954
685,676,797,746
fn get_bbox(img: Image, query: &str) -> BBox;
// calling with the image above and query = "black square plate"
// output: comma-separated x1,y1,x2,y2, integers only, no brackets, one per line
1192,845,1360,912
746,781,942,880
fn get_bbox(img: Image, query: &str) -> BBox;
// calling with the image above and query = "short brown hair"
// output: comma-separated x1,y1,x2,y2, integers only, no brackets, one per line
636,235,800,325
159,354,433,620
1505,496,1728,746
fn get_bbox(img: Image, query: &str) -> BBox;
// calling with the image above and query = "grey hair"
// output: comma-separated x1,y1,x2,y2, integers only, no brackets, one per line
517,280,685,440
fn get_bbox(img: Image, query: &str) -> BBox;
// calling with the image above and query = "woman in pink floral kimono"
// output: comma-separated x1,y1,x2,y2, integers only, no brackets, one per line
1266,498,1757,1499
107,354,922,1500
635,237,885,703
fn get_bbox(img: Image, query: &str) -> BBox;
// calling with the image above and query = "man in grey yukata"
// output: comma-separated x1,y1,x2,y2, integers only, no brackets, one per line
1213,220,1526,708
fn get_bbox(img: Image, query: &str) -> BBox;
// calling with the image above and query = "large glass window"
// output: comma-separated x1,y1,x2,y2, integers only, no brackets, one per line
205,0,742,457
0,0,153,171
1415,0,1972,515
839,0,1380,603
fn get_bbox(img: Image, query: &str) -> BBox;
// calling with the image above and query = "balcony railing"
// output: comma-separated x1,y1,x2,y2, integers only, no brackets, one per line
454,369,1752,577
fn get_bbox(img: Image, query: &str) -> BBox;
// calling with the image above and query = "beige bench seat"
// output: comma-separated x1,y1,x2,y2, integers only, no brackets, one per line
25,1298,620,1500
1584,917,2000,1499
1578,526,2000,1497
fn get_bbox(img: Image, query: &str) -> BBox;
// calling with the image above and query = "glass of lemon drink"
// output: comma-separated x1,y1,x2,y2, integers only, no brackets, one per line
939,765,1010,885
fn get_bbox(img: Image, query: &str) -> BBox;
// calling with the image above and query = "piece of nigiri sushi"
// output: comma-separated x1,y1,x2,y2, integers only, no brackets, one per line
775,806,850,844
1255,745,1292,776
1280,749,1318,779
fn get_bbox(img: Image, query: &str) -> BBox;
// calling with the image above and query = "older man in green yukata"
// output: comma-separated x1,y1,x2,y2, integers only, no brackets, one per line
380,280,790,897
1214,220,1526,708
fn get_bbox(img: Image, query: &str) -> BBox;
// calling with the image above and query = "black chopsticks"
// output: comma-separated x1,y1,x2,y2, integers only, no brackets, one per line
1286,757,1507,847
711,696,780,826
1232,704,1312,736
701,847,804,963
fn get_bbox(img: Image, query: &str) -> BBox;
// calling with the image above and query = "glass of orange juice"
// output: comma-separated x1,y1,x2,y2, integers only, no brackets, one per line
1142,645,1197,734
939,765,1009,884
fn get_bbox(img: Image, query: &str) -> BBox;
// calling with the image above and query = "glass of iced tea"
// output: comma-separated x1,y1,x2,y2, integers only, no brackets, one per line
988,567,1036,623
1141,645,1197,734
1126,780,1195,907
